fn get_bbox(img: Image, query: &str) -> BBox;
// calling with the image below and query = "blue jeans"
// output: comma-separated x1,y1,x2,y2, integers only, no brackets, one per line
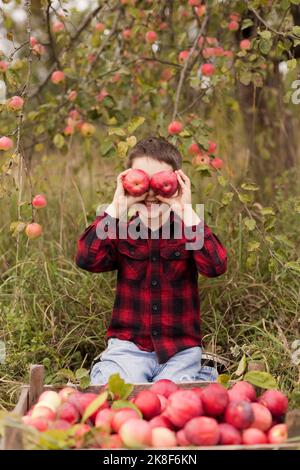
90,338,218,385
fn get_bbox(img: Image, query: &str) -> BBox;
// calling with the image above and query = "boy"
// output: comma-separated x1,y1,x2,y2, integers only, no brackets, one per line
75,136,227,384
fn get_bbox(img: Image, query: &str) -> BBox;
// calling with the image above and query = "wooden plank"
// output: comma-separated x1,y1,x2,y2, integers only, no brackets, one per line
286,409,300,439
2,386,29,450
28,364,44,409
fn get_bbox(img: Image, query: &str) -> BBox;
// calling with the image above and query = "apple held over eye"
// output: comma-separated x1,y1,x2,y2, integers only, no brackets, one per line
122,169,150,196
150,171,178,198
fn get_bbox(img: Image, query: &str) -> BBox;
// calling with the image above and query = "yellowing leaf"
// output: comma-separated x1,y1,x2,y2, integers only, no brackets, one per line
126,136,137,147
81,391,108,423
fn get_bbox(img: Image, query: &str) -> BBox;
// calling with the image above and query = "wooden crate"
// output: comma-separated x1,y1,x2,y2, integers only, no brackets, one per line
2,364,300,450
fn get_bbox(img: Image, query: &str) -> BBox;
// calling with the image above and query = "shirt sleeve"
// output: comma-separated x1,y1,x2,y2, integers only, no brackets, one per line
183,220,227,278
75,212,119,273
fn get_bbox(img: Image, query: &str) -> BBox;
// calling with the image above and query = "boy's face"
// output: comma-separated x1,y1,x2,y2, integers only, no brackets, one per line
131,156,177,219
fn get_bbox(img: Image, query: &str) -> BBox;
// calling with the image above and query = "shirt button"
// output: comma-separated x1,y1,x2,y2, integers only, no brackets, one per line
130,248,135,255
152,304,158,311
174,250,181,257
152,330,159,337
151,279,158,286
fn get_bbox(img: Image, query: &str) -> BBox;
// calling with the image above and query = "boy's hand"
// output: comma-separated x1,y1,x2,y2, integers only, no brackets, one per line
156,170,200,226
107,169,146,219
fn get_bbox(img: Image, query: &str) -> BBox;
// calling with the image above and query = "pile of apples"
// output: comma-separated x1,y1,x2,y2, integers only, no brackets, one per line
21,380,289,449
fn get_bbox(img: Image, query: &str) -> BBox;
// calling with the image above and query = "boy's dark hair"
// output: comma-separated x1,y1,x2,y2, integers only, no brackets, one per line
126,136,182,170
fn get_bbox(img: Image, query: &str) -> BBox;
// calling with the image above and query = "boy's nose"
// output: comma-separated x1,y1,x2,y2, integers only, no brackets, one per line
148,187,155,197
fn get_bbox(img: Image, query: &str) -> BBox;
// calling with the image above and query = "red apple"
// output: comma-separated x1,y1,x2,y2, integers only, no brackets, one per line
228,20,239,31
111,408,141,433
224,401,254,430
69,392,109,423
157,394,167,413
122,29,132,40
165,390,203,428
201,63,215,76
230,382,256,402
210,158,224,170
145,31,157,43
184,416,220,446
258,390,288,418
49,419,72,430
95,22,105,33
122,169,150,197
58,387,76,402
150,379,178,398
31,405,56,421
7,96,24,111
22,416,48,432
0,61,8,72
80,122,95,137
52,21,64,33
25,223,42,240
120,418,152,449
151,427,177,447
230,12,241,22
32,194,47,209
168,120,183,135
267,423,288,444
207,140,217,154
178,50,190,62
176,429,191,446
30,36,38,47
32,43,45,56
188,143,201,155
250,403,272,431
57,402,79,424
0,136,13,150
202,47,216,59
201,383,229,417
134,390,161,420
38,391,60,408
95,408,116,433
242,428,268,445
188,0,201,5
67,90,77,101
149,415,174,430
150,170,178,198
51,70,65,84
240,39,251,50
101,434,124,449
218,423,242,445
96,89,109,102
192,154,210,166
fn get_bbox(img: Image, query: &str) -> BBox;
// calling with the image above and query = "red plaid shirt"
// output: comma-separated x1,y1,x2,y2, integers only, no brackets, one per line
75,210,227,364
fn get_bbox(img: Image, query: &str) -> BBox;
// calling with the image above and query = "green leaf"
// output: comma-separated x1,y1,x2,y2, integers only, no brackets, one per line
108,127,126,137
285,261,300,274
221,192,234,206
259,38,272,54
259,30,272,40
287,58,297,70
291,0,300,5
241,183,259,191
241,19,254,30
293,26,300,37
127,116,145,134
243,371,277,390
238,193,252,204
80,376,91,389
57,368,76,382
217,374,231,387
81,391,108,423
244,218,256,231
234,354,247,377
218,175,227,187
108,373,133,400
239,71,252,86
117,141,128,158
111,400,142,418
75,368,89,380
260,207,275,216
10,221,26,237
247,241,260,252
53,134,65,149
